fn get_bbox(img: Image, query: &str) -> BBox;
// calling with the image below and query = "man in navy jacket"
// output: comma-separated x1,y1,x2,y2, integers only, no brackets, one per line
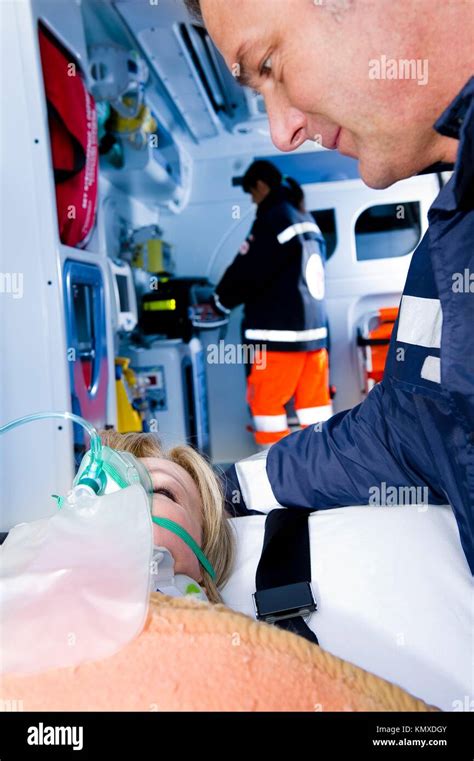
185,0,474,574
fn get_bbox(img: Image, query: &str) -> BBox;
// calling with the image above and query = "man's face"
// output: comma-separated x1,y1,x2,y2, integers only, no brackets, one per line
200,0,460,188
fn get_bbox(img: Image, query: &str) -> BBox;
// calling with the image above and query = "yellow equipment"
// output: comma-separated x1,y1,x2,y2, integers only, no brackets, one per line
115,357,142,433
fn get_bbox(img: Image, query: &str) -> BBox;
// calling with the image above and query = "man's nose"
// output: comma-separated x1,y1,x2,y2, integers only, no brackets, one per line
265,95,308,152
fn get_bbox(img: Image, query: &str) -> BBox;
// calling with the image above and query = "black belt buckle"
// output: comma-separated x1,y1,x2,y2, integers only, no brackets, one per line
252,581,317,624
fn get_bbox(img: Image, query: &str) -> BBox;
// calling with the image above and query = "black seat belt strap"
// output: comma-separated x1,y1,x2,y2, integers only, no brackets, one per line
254,509,318,645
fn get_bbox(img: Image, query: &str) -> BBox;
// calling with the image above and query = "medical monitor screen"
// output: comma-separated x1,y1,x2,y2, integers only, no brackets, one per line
116,274,130,313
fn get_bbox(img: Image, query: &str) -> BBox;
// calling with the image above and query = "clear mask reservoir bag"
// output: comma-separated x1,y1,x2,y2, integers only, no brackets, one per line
0,484,153,675
0,413,154,675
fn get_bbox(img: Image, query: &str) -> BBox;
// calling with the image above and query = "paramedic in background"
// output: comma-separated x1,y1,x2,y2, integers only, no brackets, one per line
211,160,331,448
185,0,474,577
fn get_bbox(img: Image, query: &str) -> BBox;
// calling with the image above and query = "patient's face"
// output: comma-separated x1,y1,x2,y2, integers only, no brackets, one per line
140,458,203,582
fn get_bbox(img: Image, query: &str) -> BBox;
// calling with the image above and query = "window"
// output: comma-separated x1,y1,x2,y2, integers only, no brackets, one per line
355,202,421,261
310,209,337,260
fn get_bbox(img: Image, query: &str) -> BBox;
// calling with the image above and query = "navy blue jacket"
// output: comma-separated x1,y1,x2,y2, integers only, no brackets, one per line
226,79,474,576
215,185,328,351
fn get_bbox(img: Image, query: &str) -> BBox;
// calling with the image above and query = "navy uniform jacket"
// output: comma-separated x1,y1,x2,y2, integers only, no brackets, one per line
225,79,474,575
215,185,328,352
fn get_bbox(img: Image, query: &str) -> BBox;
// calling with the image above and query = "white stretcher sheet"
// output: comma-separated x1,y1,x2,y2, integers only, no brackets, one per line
221,504,474,712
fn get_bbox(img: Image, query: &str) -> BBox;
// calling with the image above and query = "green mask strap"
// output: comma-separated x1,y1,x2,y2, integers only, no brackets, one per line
152,515,216,581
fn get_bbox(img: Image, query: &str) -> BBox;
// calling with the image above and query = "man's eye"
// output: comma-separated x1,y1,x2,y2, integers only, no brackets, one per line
260,56,272,76
154,487,177,503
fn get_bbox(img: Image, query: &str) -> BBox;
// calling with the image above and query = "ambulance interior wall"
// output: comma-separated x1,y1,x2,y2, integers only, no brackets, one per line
1,0,78,530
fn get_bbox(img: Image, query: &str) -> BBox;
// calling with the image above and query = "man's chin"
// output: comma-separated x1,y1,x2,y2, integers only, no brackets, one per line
357,155,406,190
336,141,400,189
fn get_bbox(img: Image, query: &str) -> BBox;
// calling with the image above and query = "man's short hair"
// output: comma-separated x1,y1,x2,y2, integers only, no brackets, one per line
184,0,204,23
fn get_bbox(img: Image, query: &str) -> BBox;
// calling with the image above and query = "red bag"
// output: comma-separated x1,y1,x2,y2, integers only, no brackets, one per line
39,25,98,248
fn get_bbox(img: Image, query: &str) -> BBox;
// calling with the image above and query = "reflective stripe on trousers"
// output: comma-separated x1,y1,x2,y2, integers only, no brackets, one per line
247,349,332,445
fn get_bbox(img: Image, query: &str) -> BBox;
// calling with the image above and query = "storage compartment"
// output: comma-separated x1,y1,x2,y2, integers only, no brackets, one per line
38,23,99,249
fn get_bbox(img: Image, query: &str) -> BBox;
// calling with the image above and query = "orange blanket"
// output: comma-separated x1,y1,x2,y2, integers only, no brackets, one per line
0,594,436,711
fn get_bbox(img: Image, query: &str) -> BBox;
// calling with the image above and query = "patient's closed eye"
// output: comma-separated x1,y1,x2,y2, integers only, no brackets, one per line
154,487,177,503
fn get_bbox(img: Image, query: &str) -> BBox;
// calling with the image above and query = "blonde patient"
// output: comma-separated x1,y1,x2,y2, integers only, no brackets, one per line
100,430,235,604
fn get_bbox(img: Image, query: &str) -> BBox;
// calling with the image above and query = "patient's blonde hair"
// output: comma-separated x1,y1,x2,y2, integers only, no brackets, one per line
99,431,234,604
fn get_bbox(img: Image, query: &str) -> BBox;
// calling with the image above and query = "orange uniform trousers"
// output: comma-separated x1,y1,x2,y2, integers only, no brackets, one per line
247,348,332,446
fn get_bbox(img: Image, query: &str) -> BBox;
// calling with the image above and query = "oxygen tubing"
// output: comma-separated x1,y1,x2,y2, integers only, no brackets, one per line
0,411,103,489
